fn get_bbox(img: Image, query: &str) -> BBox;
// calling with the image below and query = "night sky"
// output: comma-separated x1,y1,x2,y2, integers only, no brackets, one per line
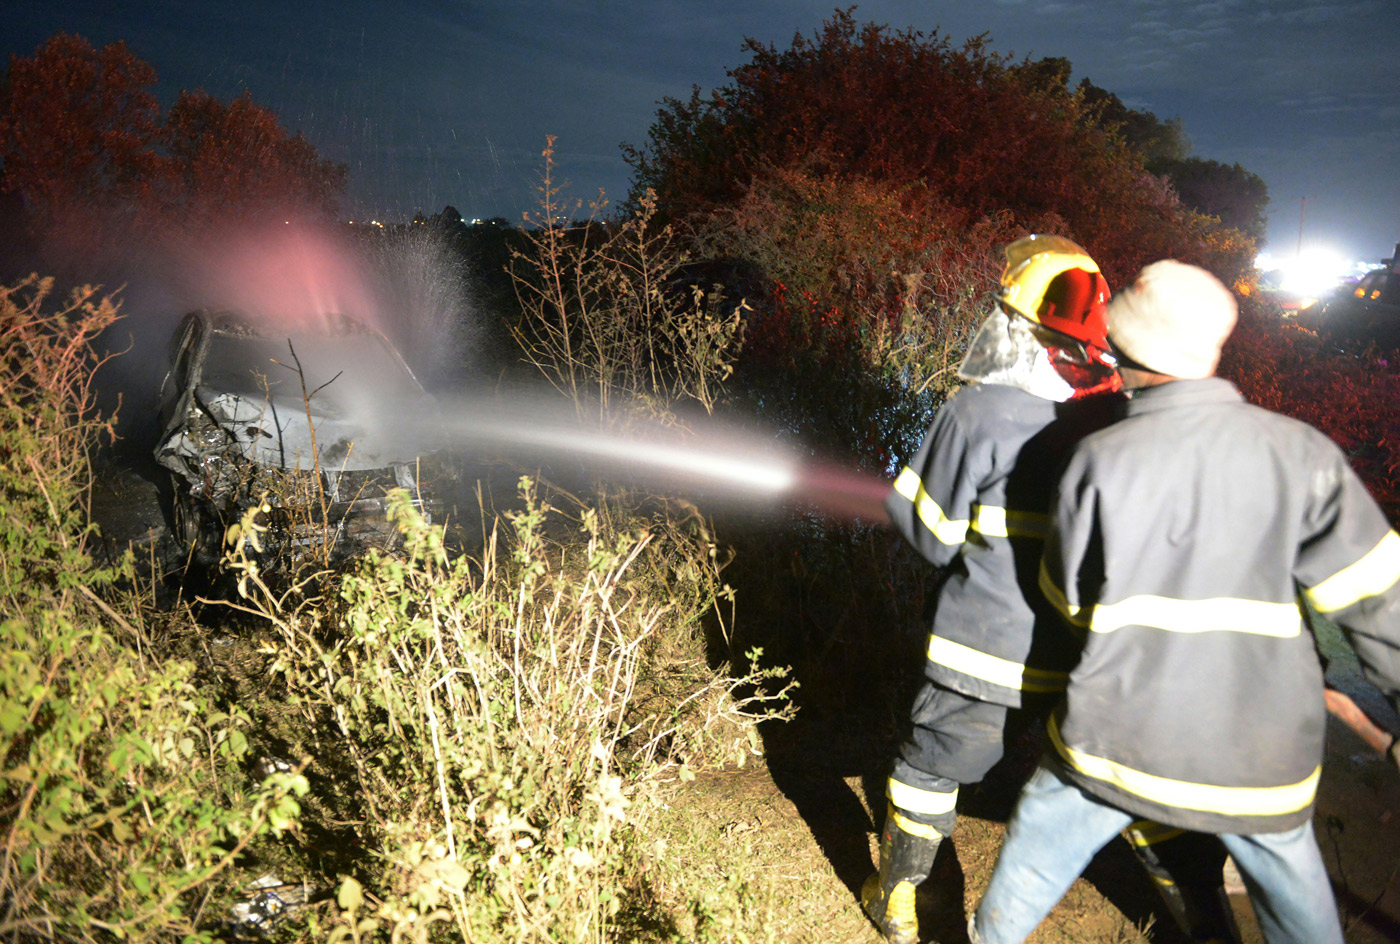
8,1,1400,267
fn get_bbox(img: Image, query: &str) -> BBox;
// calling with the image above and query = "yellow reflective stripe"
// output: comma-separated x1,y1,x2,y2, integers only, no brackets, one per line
887,777,957,817
1039,561,1301,638
1306,531,1400,614
1048,714,1320,818
926,635,1068,693
889,807,944,841
1039,561,1089,629
1123,820,1186,847
893,467,968,546
971,505,1050,540
1087,595,1302,638
891,468,1048,545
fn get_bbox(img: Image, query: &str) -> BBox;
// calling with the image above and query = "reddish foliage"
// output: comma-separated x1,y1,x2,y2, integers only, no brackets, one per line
625,10,1253,290
0,33,346,251
0,34,162,231
1218,297,1400,523
160,90,347,229
748,279,905,469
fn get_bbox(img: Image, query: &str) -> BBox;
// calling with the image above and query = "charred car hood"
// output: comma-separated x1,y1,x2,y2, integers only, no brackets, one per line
156,384,438,474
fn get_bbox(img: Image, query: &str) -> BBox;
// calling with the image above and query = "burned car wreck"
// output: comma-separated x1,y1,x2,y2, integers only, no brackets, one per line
155,309,442,565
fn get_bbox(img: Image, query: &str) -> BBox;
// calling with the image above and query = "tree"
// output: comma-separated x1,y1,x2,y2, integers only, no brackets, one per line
623,9,1261,462
0,33,161,235
623,10,1236,289
1072,80,1267,244
160,89,346,228
1076,78,1190,169
1154,157,1269,243
0,33,346,250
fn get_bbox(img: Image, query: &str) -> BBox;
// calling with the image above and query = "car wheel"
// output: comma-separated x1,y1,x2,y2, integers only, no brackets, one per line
171,482,211,555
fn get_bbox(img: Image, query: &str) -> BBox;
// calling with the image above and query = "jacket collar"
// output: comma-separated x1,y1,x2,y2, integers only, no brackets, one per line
1123,376,1243,416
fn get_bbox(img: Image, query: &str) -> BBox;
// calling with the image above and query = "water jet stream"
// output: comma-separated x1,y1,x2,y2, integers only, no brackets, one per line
414,396,890,525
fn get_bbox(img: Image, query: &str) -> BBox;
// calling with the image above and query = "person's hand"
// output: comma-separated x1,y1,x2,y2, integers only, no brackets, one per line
1389,736,1400,774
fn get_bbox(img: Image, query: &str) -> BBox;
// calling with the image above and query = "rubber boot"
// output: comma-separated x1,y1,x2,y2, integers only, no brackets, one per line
861,805,942,944
1124,823,1241,944
1151,878,1242,944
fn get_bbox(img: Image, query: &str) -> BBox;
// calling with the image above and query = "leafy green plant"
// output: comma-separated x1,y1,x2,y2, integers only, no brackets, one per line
0,277,119,601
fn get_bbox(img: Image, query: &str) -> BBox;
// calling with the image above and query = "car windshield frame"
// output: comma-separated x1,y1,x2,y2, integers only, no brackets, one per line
198,329,426,405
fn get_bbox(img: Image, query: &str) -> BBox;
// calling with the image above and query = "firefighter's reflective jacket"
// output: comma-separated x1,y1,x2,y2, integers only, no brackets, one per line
885,383,1121,708
1041,378,1400,834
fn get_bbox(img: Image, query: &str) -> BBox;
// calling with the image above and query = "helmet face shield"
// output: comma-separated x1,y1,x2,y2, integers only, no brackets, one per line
1001,234,1090,273
1037,268,1111,348
957,307,1076,402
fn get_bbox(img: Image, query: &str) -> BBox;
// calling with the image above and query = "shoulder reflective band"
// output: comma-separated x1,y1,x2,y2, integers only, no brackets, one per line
887,777,957,818
892,467,969,546
1048,714,1321,818
1306,531,1400,614
927,635,1068,693
1039,562,1303,638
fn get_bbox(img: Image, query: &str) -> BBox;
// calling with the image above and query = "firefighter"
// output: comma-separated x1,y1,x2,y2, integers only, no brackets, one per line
867,237,1239,944
968,261,1400,944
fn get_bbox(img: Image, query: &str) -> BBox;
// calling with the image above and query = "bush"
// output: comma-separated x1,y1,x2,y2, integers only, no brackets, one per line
0,276,305,943
1218,296,1400,522
190,152,792,941
696,169,1013,465
624,9,1251,289
220,479,789,943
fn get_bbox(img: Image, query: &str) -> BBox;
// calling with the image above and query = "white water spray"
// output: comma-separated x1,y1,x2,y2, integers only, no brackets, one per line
413,394,890,524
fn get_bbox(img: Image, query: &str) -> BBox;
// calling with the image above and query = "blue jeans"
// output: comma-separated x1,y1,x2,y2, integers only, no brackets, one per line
971,762,1342,944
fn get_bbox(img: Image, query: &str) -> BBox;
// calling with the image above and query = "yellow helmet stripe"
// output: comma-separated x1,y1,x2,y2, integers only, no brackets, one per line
1306,531,1400,614
1049,714,1320,818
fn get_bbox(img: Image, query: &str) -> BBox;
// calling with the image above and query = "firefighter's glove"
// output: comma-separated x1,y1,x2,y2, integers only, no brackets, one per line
1390,736,1400,774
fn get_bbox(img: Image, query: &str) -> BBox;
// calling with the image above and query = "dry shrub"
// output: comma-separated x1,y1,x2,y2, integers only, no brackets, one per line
221,482,790,944
199,146,788,942
508,138,746,429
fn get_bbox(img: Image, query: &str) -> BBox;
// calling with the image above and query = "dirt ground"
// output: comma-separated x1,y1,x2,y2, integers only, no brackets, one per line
658,705,1400,944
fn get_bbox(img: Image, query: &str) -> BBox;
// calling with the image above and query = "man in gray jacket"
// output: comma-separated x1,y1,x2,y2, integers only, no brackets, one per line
969,260,1400,944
